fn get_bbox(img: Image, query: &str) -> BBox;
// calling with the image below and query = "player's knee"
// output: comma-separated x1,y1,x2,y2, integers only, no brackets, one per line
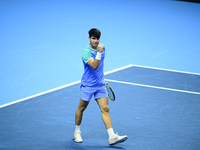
78,106,87,113
102,105,109,113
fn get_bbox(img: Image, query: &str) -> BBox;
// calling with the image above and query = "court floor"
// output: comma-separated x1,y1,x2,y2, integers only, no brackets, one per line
0,65,200,150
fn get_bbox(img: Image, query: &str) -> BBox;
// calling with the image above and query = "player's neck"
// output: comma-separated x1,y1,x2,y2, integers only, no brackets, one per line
89,44,97,50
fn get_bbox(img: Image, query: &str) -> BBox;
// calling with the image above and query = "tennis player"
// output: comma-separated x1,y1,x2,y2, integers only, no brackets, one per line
73,28,128,145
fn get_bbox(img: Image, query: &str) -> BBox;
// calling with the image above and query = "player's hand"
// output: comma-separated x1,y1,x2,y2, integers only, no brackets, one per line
97,44,103,53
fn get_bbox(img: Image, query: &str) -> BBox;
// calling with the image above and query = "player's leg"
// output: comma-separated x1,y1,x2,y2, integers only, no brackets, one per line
75,99,89,126
96,97,128,145
74,99,89,143
96,97,112,129
74,85,93,143
76,86,92,126
95,85,128,145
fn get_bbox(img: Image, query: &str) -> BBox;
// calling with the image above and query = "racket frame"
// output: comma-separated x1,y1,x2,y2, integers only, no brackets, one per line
105,81,115,101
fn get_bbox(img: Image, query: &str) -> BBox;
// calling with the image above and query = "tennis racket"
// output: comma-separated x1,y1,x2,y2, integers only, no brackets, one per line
105,81,115,101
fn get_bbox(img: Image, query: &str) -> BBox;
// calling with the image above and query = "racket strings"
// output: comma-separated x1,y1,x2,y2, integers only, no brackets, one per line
106,84,115,100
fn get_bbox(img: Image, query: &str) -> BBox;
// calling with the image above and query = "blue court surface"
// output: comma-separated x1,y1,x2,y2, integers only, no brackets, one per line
0,65,200,150
1,0,200,150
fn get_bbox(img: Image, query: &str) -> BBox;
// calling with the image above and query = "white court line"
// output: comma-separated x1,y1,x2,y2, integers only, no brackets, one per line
104,64,134,75
1,64,200,108
0,81,81,108
0,65,133,108
129,64,200,76
105,79,200,95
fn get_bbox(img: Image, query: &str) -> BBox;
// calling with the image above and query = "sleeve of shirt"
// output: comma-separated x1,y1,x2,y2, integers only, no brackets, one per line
82,49,93,63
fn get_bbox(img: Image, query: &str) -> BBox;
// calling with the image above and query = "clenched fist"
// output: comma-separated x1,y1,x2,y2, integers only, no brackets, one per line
97,44,103,53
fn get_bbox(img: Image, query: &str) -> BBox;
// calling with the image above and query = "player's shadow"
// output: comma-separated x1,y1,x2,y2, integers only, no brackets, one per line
103,145,127,149
62,140,127,150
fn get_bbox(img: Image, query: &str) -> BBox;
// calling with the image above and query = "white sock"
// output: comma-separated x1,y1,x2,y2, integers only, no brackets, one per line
107,128,115,138
75,125,80,133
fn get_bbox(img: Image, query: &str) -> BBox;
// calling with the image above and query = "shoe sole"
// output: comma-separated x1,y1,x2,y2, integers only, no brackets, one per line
109,136,128,145
73,138,83,143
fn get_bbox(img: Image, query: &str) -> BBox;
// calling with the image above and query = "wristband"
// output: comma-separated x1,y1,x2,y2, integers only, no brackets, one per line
95,52,101,60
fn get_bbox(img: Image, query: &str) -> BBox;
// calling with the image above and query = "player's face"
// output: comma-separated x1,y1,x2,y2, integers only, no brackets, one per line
89,36,100,50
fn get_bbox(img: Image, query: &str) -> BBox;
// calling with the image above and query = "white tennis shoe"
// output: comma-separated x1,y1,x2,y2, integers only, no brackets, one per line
108,133,128,145
73,131,83,143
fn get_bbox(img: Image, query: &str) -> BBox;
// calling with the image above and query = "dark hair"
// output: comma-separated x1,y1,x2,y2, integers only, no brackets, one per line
88,28,101,39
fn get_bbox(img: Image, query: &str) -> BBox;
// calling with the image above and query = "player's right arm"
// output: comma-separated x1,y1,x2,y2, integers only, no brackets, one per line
87,58,100,70
87,44,103,70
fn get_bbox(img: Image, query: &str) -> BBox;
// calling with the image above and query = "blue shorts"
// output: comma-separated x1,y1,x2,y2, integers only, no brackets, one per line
80,85,108,101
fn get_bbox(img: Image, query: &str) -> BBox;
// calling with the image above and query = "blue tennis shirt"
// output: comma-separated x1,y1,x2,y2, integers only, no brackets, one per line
81,44,105,87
